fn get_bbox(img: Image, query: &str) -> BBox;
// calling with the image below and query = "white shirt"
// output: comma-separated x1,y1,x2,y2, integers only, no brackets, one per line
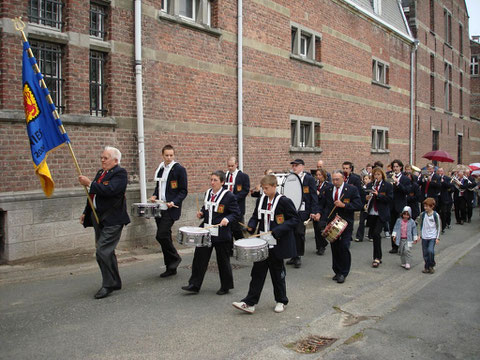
225,169,239,192
332,182,345,202
422,213,438,239
154,161,176,202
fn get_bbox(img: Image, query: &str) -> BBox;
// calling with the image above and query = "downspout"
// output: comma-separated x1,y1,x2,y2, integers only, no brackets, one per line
135,0,147,203
410,39,419,165
237,0,243,170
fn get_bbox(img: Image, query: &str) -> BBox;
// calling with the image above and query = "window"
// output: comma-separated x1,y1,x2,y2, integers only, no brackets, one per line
160,0,213,27
90,2,107,40
429,0,435,31
371,0,381,15
432,130,440,166
471,55,479,75
290,116,321,152
457,134,463,164
459,24,463,55
179,0,196,20
290,24,322,65
161,0,168,12
372,59,389,87
30,40,64,113
444,9,452,45
460,72,463,116
29,0,63,30
430,53,435,107
371,127,389,152
444,62,452,112
90,51,107,117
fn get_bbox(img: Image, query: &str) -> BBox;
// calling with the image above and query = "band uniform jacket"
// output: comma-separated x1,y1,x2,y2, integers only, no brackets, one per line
417,173,441,200
345,173,364,205
299,172,320,221
199,189,240,244
406,181,422,219
153,163,188,221
317,181,334,204
453,176,477,203
247,194,300,259
319,184,362,229
366,180,394,223
438,175,453,205
83,165,130,227
224,170,250,215
391,173,411,213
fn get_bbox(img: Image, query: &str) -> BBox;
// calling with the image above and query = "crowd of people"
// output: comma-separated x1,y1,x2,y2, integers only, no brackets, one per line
78,145,478,315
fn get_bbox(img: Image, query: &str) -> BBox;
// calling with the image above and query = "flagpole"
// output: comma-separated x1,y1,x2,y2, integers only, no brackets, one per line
14,17,100,225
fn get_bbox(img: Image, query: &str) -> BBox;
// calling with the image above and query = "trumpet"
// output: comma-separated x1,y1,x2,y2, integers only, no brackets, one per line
450,176,463,191
420,169,430,180
386,173,395,184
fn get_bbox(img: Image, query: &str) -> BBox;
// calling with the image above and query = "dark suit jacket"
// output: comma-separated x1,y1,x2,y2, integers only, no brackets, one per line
153,163,188,221
418,173,441,200
453,176,477,203
299,172,320,221
317,181,333,203
199,189,240,244
247,194,300,259
438,175,453,205
319,183,362,229
346,173,364,207
366,181,393,223
391,173,411,213
224,170,250,215
83,165,130,227
407,182,422,219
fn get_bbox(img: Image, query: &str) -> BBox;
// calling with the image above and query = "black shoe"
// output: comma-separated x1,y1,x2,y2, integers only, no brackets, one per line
181,284,200,293
441,230,445,234
467,219,471,223
389,249,398,254
286,258,295,265
216,288,229,295
316,248,325,255
94,287,113,299
336,275,345,284
332,274,338,281
160,269,177,278
354,238,363,242
294,257,302,268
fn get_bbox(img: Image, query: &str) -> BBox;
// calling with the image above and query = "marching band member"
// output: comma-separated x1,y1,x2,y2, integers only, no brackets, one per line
464,169,477,223
417,163,441,206
405,172,422,220
317,159,331,182
182,171,240,295
286,159,320,268
365,167,393,268
314,169,333,254
342,161,365,239
232,175,300,314
452,170,474,225
436,167,453,233
354,173,372,242
319,170,362,283
150,145,188,278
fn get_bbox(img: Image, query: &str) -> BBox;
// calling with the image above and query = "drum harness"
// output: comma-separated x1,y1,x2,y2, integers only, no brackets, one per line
203,188,228,227
257,194,283,232
154,161,177,209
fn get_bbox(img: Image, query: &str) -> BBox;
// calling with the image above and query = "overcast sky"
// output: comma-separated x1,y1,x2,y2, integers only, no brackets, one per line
465,0,480,37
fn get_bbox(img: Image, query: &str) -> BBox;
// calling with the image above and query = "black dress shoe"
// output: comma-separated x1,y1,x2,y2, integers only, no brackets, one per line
336,275,345,284
216,288,229,295
286,258,295,265
389,249,398,254
94,287,113,299
181,284,199,293
467,219,471,223
294,259,302,268
332,274,338,281
160,269,177,278
316,248,325,255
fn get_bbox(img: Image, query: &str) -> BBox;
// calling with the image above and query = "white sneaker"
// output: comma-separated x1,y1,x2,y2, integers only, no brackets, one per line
232,301,255,314
385,231,390,238
274,302,285,313
405,263,410,270
401,264,406,268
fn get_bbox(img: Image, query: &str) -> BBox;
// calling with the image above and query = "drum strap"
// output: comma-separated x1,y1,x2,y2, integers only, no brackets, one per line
224,170,238,192
154,161,177,202
257,194,283,231
204,188,228,225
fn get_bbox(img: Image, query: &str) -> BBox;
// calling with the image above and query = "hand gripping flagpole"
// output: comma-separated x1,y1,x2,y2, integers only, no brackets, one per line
14,17,100,225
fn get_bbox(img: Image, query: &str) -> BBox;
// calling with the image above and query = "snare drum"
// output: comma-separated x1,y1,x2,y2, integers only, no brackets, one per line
131,203,161,218
177,226,212,247
274,173,303,211
233,238,269,262
321,215,348,243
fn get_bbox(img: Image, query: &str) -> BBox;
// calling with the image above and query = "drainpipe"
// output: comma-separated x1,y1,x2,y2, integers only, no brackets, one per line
237,0,243,170
135,0,147,203
410,39,419,165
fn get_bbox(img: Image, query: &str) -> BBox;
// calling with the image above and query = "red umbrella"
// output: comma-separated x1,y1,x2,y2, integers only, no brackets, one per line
422,150,454,163
469,163,480,171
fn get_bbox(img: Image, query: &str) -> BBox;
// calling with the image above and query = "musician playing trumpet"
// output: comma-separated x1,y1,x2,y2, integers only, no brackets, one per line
452,170,476,224
417,163,441,206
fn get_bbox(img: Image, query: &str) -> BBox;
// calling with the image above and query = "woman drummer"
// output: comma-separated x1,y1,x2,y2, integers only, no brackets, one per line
232,174,300,314
365,167,393,268
181,171,240,295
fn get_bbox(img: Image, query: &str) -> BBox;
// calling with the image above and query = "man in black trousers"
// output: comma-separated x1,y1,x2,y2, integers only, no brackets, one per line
79,146,130,299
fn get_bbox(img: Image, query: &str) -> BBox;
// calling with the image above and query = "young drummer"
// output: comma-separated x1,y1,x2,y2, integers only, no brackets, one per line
232,175,300,314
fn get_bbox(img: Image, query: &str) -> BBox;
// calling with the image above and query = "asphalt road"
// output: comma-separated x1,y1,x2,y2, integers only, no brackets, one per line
0,219,479,360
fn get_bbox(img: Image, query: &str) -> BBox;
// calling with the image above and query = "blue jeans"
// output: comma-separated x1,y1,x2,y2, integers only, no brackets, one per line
421,238,436,269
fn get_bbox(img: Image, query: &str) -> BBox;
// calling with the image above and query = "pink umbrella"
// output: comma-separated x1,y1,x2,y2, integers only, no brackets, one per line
422,150,454,163
469,163,480,171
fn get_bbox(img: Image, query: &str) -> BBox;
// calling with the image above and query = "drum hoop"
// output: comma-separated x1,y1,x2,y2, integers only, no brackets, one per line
278,172,303,210
235,238,267,247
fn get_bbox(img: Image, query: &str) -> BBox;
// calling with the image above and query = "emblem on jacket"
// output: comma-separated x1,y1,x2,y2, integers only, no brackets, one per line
171,180,178,189
303,186,309,194
217,204,225,214
236,184,242,192
276,214,284,224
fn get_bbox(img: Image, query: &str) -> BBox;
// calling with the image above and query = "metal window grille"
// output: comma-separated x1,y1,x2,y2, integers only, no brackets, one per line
30,41,64,113
90,51,107,117
90,2,107,39
29,0,63,30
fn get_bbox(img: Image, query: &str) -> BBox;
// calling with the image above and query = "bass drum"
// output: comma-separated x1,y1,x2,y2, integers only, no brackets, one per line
275,173,303,211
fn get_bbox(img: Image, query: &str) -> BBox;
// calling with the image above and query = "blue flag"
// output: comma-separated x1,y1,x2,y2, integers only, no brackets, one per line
22,40,70,197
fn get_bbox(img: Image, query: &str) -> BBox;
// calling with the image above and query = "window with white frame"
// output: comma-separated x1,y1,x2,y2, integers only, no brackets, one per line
290,116,321,151
371,0,382,15
444,62,452,112
290,23,322,64
160,0,213,27
444,9,452,45
471,55,479,76
90,2,107,40
161,0,168,12
372,59,389,86
371,127,389,152
29,0,63,30
90,51,107,117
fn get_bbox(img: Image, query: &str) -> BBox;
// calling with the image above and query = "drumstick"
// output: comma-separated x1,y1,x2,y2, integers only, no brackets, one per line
248,231,272,238
327,194,344,219
204,223,221,229
155,200,179,208
238,222,248,228
303,218,312,226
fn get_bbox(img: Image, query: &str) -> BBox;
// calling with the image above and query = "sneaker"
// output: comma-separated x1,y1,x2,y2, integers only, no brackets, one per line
232,301,255,314
368,238,373,242
354,238,363,242
429,267,435,274
405,263,410,270
401,264,406,268
385,231,390,238
274,302,285,313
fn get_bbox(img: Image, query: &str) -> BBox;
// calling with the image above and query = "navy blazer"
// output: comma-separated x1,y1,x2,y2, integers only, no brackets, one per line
247,194,300,259
438,175,453,204
199,189,240,244
406,182,422,219
224,170,250,215
391,173,411,213
299,172,320,221
317,181,333,202
153,163,188,221
319,183,362,228
366,180,393,223
83,165,130,227
453,176,477,203
418,173,441,200
346,173,364,207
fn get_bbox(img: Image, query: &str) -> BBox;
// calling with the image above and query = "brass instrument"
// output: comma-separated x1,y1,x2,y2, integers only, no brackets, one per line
363,183,376,211
420,169,429,179
450,176,463,191
386,173,395,184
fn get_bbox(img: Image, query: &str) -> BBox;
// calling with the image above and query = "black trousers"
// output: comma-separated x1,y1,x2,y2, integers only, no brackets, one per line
155,212,182,270
231,216,245,240
439,202,452,230
242,250,288,306
293,222,306,257
188,242,233,291
467,199,473,221
92,218,124,289
390,209,400,251
314,220,328,250
331,227,352,277
355,210,368,240
454,197,467,223
368,215,384,260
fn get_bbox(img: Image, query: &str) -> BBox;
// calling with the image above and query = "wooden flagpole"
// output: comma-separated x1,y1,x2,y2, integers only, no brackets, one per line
13,17,99,225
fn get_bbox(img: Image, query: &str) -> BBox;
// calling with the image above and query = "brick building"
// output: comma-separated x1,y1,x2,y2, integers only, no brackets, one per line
0,0,477,261
471,35,480,120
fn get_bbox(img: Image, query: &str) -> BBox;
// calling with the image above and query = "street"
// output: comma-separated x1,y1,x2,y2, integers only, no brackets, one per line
1,220,479,360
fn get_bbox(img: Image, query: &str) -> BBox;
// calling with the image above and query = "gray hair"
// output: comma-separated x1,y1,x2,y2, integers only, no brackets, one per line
104,146,122,164
331,170,343,176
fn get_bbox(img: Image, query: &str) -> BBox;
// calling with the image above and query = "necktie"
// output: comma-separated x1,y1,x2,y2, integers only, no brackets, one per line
211,192,216,202
425,176,431,195
229,173,233,191
90,171,106,201
334,187,339,201
267,202,272,223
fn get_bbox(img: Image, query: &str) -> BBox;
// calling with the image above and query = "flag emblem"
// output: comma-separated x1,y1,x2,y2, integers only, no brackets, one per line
23,83,40,123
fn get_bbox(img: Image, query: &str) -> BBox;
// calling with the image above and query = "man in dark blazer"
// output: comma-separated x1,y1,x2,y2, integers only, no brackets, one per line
319,170,362,284
343,161,365,239
388,160,411,253
314,168,333,255
182,171,240,295
79,146,130,299
418,163,441,205
232,174,300,314
436,167,453,232
464,169,477,223
150,145,188,278
287,159,320,268
224,156,250,241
